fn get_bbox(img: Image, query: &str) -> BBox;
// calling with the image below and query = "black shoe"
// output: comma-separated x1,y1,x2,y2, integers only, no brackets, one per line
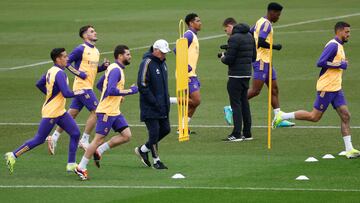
93,150,101,168
222,135,242,142
241,135,253,141
153,161,168,169
135,146,151,167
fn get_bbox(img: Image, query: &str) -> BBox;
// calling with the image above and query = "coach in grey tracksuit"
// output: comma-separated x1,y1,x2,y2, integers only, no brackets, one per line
220,23,256,141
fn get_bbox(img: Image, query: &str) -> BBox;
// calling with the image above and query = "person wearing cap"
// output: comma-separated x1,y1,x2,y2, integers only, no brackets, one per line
135,39,171,169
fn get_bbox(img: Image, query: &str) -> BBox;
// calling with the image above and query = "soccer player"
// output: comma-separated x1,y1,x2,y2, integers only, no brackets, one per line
272,22,360,159
47,25,109,154
74,45,138,180
183,13,202,133
248,2,294,127
135,39,171,170
4,48,84,174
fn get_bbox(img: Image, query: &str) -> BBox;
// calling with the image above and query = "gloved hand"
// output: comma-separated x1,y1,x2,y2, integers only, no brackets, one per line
79,72,87,79
130,85,138,94
273,44,282,51
340,61,347,70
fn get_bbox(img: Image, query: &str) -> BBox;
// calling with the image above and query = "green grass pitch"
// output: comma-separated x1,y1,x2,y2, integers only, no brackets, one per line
1,0,360,202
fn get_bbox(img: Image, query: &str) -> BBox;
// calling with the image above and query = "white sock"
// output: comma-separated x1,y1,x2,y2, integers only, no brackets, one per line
97,142,110,155
81,133,90,142
140,145,150,153
273,108,281,115
78,156,89,170
52,130,61,142
343,135,354,152
153,157,160,164
281,112,295,120
170,97,177,104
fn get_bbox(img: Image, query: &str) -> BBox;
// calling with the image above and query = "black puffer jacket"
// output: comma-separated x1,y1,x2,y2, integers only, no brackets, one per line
221,23,256,77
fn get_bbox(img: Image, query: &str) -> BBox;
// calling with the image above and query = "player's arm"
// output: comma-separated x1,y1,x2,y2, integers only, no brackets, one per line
252,39,257,62
97,58,110,73
55,71,84,98
66,45,87,79
173,31,193,72
35,74,47,94
137,60,158,106
107,68,138,96
96,75,105,92
257,22,281,50
221,36,238,65
317,43,347,69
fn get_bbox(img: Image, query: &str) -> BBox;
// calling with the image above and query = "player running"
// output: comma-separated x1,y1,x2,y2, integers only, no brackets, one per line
243,2,294,127
75,45,138,180
47,25,109,154
4,48,84,174
272,22,360,159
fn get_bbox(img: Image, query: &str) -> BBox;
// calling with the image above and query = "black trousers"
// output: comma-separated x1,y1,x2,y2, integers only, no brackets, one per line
144,118,171,158
227,77,251,137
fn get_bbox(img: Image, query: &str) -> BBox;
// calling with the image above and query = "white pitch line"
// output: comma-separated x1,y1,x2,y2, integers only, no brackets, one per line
0,122,360,129
0,185,359,192
1,12,359,71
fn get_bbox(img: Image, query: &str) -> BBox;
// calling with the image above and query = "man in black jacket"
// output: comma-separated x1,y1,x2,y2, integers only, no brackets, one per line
135,39,171,169
220,21,256,141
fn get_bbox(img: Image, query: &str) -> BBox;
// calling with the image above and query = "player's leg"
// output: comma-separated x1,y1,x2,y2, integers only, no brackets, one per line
94,115,130,168
78,90,99,149
5,117,57,173
75,113,109,180
336,105,359,158
79,110,96,149
248,79,265,99
272,91,330,128
187,77,201,133
333,91,360,158
57,112,81,172
267,79,280,109
48,96,81,155
76,133,105,180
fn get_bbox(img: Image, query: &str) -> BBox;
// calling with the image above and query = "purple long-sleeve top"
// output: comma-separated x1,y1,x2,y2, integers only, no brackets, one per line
317,37,347,69
36,65,75,99
66,42,107,78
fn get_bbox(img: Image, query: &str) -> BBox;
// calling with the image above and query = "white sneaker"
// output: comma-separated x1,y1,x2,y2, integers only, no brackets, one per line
78,139,89,150
47,136,57,155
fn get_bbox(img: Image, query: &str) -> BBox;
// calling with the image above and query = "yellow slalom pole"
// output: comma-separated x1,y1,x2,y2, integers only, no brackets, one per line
267,35,273,149
176,19,189,142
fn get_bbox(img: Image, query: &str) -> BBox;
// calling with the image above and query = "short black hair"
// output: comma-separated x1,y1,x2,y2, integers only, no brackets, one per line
79,25,94,38
50,48,65,62
114,45,129,59
223,17,237,26
334,21,350,33
267,2,283,11
185,13,198,26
